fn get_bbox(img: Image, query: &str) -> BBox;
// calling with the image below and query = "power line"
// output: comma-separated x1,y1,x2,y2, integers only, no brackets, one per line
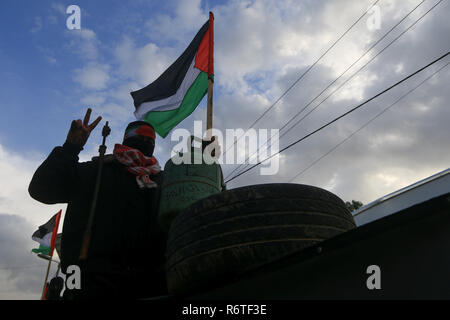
224,0,428,181
225,51,450,183
226,0,440,180
277,0,443,142
221,0,382,160
225,0,440,180
288,62,449,183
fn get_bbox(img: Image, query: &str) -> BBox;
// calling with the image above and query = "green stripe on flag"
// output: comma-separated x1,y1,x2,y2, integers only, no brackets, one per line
143,72,209,138
32,245,51,256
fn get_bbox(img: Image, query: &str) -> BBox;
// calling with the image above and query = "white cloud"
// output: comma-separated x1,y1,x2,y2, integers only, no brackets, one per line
30,16,42,33
0,214,50,300
45,56,57,65
48,15,58,25
36,45,58,66
0,144,66,227
73,63,110,90
144,0,207,43
51,3,66,16
67,28,99,61
114,36,177,86
96,103,135,127
0,142,67,299
81,94,106,106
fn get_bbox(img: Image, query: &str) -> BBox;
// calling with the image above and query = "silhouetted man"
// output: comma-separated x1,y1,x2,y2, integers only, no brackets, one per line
29,108,167,299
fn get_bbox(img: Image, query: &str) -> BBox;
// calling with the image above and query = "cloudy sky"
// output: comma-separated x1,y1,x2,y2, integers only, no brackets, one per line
0,0,448,299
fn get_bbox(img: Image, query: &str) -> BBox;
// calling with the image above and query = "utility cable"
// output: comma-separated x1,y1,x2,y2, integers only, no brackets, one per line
288,62,449,183
225,51,449,183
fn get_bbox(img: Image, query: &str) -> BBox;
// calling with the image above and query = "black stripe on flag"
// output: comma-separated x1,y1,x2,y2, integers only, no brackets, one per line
130,20,209,109
54,233,62,257
32,214,57,240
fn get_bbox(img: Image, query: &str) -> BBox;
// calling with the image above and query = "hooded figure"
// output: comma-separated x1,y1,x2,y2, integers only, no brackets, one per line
28,109,167,300
114,121,161,189
46,276,65,300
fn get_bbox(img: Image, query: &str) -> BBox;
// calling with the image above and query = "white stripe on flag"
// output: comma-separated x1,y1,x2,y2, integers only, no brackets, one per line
134,57,201,119
32,232,52,247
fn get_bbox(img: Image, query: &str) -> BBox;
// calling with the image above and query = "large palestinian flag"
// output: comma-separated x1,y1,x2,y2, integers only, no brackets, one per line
131,12,214,138
31,210,62,257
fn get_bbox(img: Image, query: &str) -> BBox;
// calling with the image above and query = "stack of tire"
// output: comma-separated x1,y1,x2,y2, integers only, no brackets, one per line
165,183,356,295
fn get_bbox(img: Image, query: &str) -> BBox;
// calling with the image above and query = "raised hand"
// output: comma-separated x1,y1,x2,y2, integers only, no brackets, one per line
66,108,102,147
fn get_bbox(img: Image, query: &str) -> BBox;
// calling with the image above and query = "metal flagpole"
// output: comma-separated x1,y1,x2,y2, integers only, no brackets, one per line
39,256,61,300
79,121,111,261
207,79,213,137
206,12,214,140
41,257,52,300
40,210,62,300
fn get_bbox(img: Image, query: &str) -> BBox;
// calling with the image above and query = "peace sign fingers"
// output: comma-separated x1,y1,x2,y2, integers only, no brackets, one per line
66,108,103,147
83,108,102,132
83,108,92,127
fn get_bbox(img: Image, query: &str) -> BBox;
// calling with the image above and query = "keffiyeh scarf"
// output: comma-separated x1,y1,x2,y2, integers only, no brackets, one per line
113,144,161,189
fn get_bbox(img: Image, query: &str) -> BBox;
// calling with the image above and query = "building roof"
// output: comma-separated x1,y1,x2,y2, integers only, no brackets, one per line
353,167,450,226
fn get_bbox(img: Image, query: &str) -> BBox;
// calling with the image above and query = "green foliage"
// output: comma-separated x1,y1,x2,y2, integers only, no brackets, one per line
345,200,364,212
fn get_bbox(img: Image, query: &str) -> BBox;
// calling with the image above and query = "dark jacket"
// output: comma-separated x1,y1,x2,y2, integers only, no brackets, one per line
28,142,166,278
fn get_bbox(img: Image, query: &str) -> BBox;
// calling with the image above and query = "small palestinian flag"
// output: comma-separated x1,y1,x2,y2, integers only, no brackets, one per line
131,12,214,138
32,210,62,257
